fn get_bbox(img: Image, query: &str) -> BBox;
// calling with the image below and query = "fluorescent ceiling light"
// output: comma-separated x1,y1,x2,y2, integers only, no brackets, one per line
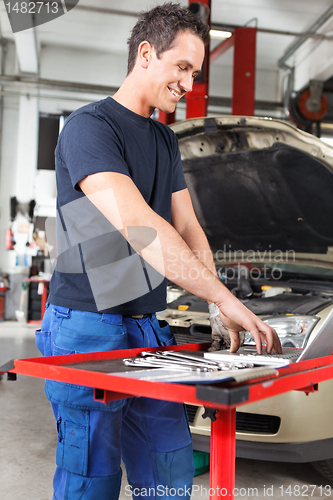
209,29,232,39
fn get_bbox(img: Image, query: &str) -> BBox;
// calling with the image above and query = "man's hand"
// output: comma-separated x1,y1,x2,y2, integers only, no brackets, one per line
209,300,282,355
209,303,245,352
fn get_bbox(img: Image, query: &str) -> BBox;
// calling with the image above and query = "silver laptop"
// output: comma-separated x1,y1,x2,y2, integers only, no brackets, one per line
204,308,333,367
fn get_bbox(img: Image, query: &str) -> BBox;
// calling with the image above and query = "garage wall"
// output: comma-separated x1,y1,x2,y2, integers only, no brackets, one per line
40,45,128,88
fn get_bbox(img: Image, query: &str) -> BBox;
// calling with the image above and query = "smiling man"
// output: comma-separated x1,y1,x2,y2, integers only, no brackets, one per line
115,28,204,116
37,3,281,500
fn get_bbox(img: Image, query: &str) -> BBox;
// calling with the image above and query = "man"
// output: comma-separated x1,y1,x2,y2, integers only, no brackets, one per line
37,3,281,499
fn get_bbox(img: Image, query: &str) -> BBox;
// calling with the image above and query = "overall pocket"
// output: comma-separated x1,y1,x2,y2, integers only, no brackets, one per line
54,311,127,354
35,303,53,356
151,318,176,346
56,405,89,476
35,329,52,356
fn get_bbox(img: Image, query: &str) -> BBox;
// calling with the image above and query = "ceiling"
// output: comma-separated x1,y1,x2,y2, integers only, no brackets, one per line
1,0,331,63
1,0,333,119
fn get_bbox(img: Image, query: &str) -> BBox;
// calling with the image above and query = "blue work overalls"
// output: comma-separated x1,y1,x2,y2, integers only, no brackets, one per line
35,303,194,500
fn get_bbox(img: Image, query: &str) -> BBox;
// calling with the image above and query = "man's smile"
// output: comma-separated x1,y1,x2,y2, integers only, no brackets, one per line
168,87,184,100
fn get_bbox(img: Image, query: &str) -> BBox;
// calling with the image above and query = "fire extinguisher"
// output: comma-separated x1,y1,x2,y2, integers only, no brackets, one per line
6,226,15,250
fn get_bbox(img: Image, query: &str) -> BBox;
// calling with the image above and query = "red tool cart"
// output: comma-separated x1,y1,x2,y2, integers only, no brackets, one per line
2,343,333,500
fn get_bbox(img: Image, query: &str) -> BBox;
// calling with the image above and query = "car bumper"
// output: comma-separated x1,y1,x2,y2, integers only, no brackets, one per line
191,433,333,463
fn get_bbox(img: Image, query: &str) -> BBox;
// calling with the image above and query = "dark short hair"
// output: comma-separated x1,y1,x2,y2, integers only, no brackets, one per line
127,2,210,74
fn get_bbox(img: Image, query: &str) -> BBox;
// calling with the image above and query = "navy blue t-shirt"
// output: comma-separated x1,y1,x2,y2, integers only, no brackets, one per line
48,97,187,315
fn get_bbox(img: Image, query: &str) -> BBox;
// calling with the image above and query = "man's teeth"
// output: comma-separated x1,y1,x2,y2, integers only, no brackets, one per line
170,89,181,97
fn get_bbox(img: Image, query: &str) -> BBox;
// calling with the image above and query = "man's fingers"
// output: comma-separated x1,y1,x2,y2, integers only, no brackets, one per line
229,331,241,353
246,324,268,354
255,325,282,355
264,327,282,354
270,329,282,354
252,330,263,355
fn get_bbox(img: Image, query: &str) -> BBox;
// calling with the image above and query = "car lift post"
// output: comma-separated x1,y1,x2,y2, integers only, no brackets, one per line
210,26,257,116
186,0,211,119
158,110,176,125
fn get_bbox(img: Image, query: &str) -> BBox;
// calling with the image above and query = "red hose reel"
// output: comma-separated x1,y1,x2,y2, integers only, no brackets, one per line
289,81,328,132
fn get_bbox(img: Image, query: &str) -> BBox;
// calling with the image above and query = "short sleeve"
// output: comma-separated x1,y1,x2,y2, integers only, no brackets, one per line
58,112,131,190
171,131,187,193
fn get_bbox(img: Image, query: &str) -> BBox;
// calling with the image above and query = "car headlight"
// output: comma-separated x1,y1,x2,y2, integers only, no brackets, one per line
244,315,319,348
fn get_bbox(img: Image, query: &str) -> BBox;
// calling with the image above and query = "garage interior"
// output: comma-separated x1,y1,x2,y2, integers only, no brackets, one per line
1,0,333,498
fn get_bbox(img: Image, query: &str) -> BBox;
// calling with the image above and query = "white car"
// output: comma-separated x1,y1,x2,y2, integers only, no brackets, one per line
158,116,333,481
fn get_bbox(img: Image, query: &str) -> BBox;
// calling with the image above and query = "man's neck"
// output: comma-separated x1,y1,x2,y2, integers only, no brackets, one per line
112,76,154,118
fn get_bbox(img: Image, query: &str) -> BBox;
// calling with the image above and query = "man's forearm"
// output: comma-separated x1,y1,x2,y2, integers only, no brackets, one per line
173,221,217,277
138,212,229,304
80,173,229,305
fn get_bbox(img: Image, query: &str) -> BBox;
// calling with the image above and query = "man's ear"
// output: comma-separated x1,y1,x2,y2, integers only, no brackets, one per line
137,41,153,68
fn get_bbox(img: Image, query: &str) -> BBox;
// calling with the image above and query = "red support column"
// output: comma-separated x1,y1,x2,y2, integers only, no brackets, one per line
232,27,257,116
210,408,236,500
186,83,209,119
186,0,211,119
41,281,48,319
158,110,176,125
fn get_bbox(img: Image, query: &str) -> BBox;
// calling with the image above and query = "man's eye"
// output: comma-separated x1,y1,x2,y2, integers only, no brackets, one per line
178,65,186,71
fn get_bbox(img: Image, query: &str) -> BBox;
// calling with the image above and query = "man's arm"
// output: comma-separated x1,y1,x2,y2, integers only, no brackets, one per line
171,188,217,277
79,171,281,354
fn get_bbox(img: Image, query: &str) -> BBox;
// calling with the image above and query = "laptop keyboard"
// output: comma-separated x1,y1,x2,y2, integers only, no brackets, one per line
241,348,302,361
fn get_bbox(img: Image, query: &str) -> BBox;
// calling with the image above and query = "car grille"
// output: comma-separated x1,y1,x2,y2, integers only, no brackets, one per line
185,404,199,423
236,412,281,434
185,404,281,434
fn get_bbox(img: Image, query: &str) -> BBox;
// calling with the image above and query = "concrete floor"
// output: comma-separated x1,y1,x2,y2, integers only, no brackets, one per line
0,321,332,500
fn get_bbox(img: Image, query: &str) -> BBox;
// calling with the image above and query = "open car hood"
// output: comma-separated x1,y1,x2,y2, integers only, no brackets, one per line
170,117,333,264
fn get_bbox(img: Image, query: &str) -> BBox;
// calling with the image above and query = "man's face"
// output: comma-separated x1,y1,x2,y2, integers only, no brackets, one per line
146,31,205,114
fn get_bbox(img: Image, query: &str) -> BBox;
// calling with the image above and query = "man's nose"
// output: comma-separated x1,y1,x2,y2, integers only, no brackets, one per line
180,74,193,93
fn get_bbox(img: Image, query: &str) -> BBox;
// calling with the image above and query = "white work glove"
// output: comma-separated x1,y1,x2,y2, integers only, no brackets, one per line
208,303,246,352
